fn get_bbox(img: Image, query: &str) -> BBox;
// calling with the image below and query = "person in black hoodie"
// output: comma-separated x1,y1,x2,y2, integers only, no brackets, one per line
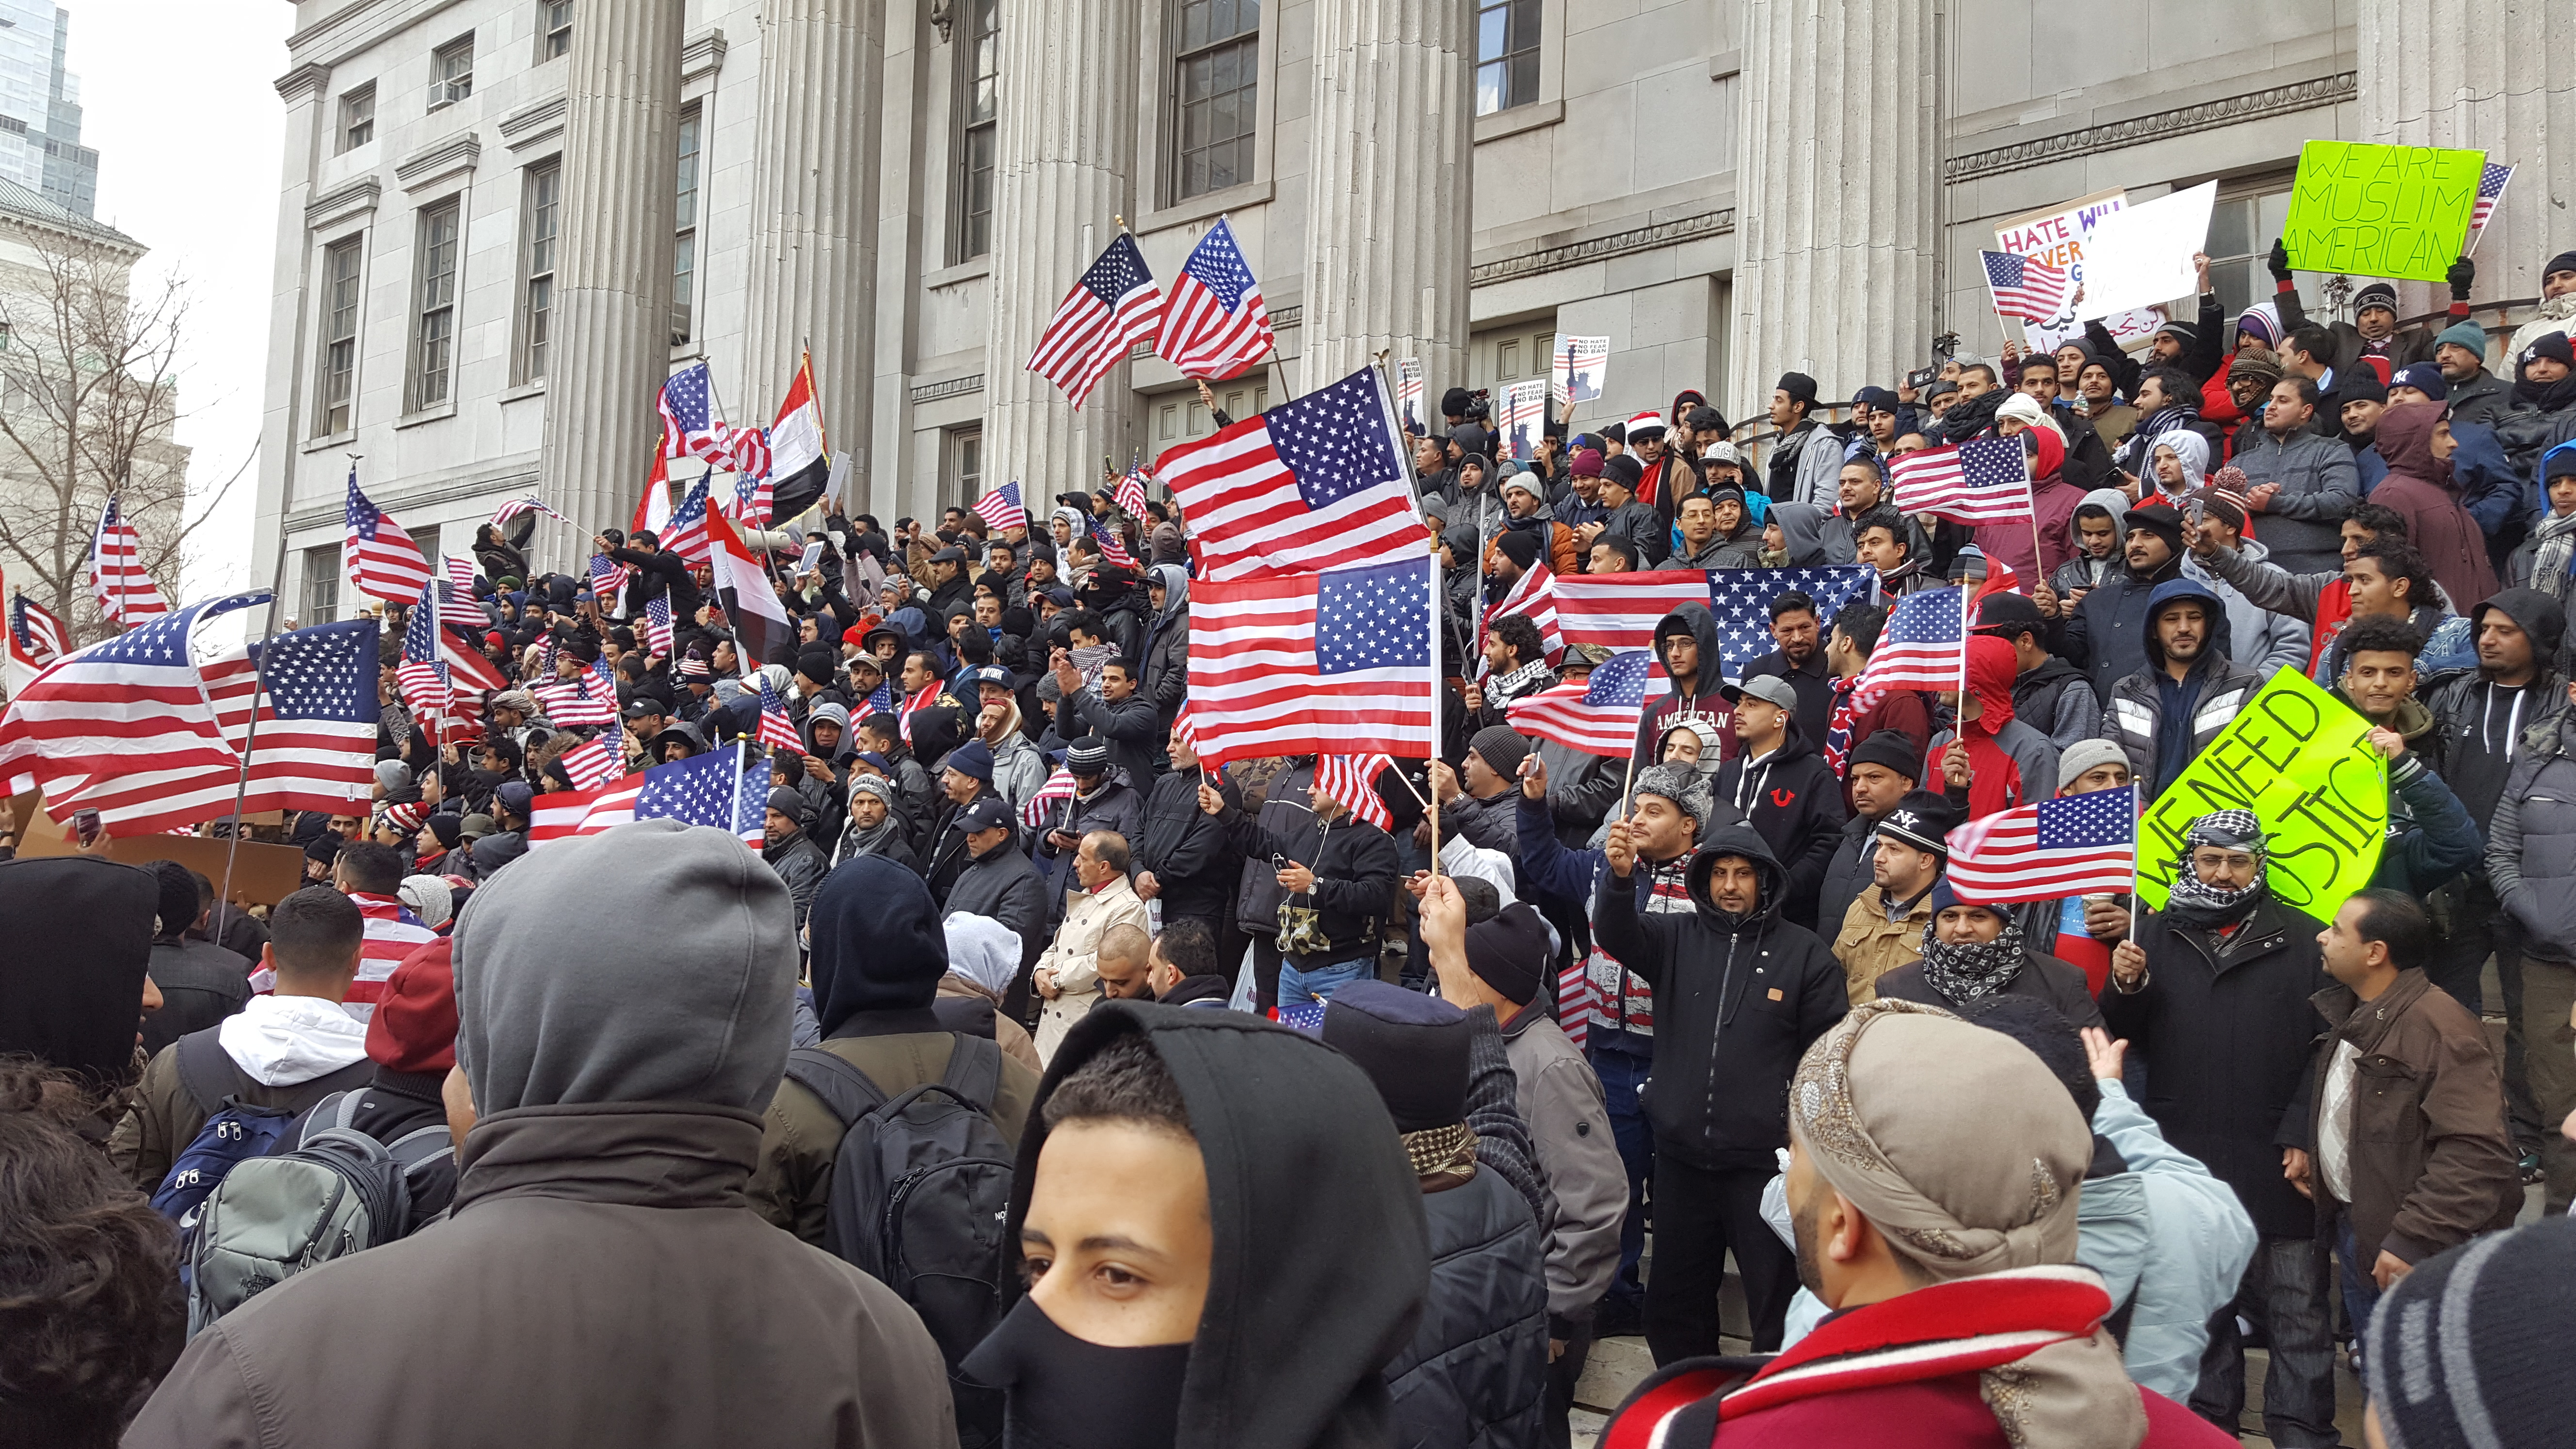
1592,820,1848,1362
2038,499,2191,706
1711,674,1849,932
962,1001,1431,1449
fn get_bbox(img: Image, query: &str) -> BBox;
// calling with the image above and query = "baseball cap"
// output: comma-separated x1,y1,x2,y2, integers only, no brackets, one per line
1719,675,1798,711
960,796,1014,835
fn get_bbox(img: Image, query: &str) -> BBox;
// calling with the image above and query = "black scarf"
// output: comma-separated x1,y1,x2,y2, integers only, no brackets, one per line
1916,918,2027,1006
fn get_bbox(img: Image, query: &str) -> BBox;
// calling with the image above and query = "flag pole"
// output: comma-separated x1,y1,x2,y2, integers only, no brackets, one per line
1427,538,1443,879
217,452,335,924
2125,780,2141,947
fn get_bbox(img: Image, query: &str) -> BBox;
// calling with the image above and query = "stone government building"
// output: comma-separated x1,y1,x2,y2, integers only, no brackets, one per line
250,0,2572,614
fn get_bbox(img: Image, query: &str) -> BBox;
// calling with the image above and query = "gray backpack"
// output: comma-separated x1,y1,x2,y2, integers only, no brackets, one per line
184,1090,452,1335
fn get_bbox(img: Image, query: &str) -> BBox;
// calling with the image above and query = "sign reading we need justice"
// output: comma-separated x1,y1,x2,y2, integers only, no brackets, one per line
2282,141,2485,283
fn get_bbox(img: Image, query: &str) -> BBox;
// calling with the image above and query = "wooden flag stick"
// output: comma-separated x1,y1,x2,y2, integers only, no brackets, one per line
1427,536,1444,878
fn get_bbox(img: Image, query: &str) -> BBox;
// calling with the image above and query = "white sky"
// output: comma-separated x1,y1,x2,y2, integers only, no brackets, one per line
67,0,292,598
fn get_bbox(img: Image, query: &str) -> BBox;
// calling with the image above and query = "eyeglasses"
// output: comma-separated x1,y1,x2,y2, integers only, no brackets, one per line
2190,851,2257,871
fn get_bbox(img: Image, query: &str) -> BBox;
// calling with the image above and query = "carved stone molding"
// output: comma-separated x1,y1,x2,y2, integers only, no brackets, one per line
1469,209,1736,288
394,132,481,194
500,96,568,153
682,28,728,84
1946,72,2356,183
306,177,382,233
911,372,985,405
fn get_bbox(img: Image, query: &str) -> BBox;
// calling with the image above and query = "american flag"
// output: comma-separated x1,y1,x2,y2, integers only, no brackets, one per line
9,588,66,669
1313,753,1394,831
255,892,437,1018
1505,649,1653,757
343,472,436,605
530,773,644,846
1481,562,1564,670
643,594,675,657
2468,161,2516,251
1158,217,1274,380
1980,249,2077,323
1395,358,1425,434
1113,465,1151,521
1096,527,1138,570
635,739,765,844
1021,761,1077,830
659,360,728,462
1890,438,2034,526
443,556,477,596
1027,233,1161,408
87,497,169,627
1554,570,1715,654
1169,700,1203,755
489,497,572,529
1185,556,1435,767
1157,365,1420,583
558,734,625,790
193,617,380,818
590,553,634,609
660,479,714,567
1707,566,1877,681
0,592,270,835
754,673,802,753
535,667,617,728
398,580,495,743
1849,585,1971,698
973,480,1028,534
1947,787,2138,904
896,678,945,744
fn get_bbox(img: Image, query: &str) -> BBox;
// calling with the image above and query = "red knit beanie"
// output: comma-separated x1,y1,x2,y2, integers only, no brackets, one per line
365,935,459,1074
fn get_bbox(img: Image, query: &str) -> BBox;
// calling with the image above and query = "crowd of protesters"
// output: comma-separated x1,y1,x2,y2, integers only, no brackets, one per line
4,239,2576,1449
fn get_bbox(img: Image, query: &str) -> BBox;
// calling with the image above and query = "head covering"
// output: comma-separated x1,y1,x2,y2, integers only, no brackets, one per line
2375,401,2450,483
489,688,538,717
2164,809,2269,927
1995,390,2061,441
1623,410,1667,442
942,910,1023,997
1961,634,2018,733
2435,319,2491,359
1917,880,2026,1005
1599,454,1643,494
1701,439,1745,466
397,874,454,929
365,935,458,1074
1722,674,1799,713
457,813,497,840
945,737,995,782
763,788,811,827
1322,980,1471,1132
2521,330,2576,375
373,758,413,794
1788,998,2091,1279
1776,371,1819,406
2149,431,2210,494
1149,563,1191,627
493,780,534,820
1766,501,1832,566
2362,1217,2576,1449
0,856,157,1087
2056,738,2130,789
1493,530,1541,571
2228,348,2286,393
2152,318,2200,352
1630,762,1713,832
1568,448,1605,479
2125,500,2185,558
2354,280,2399,314
1466,725,1531,782
1874,789,1953,857
2235,301,2282,348
959,796,1015,836
1065,735,1111,775
807,856,949,1034
1462,902,1549,1006
1846,730,1923,783
452,818,797,1114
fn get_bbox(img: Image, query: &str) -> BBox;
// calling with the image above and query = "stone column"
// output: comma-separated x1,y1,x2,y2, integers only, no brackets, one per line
742,0,882,500
539,0,685,569
981,0,1139,501
1729,0,1936,423
1299,0,1474,397
2358,0,2576,324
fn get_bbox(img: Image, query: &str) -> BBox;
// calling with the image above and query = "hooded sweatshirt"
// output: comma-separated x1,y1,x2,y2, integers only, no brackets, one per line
2369,402,2498,615
2050,487,2132,598
1590,824,1850,1169
1931,635,2061,820
970,1002,1432,1449
0,855,157,1093
1713,713,1851,932
2104,577,2263,798
1633,602,1735,770
2425,588,2571,834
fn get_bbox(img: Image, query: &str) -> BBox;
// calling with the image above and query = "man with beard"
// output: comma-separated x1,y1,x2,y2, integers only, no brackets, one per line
1872,881,2103,1029
1714,675,1848,933
2103,580,2262,798
1738,591,1835,745
2038,500,2191,706
2104,813,2336,1446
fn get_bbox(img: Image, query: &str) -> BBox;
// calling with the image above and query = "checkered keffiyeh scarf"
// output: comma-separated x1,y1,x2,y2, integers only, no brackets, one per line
2165,809,2268,927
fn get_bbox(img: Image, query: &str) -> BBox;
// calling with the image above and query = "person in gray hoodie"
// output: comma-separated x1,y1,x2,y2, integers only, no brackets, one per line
129,820,959,1449
2176,492,2311,682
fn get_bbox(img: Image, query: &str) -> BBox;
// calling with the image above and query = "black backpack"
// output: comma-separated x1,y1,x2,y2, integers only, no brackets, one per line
783,1037,1014,1448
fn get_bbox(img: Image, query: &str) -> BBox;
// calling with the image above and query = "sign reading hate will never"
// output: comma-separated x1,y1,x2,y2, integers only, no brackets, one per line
2136,669,2385,925
2283,141,2485,284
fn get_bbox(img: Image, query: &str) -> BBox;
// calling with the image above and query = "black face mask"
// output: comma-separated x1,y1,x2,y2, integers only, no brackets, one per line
960,1296,1191,1449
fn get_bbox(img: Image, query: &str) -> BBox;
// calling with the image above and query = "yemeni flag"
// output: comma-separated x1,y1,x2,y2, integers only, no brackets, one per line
630,446,674,538
767,351,830,523
706,504,793,666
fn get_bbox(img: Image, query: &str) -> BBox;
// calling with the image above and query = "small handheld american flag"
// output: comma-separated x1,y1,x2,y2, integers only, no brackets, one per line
972,480,1028,534
1947,787,2138,904
558,735,626,791
490,497,573,529
1022,762,1077,830
1113,465,1151,522
1848,585,1969,697
1028,233,1162,408
1313,753,1394,831
1890,438,2034,526
1480,563,1564,670
1980,249,2077,323
754,674,803,754
1506,650,1653,757
2467,161,2515,256
659,361,726,463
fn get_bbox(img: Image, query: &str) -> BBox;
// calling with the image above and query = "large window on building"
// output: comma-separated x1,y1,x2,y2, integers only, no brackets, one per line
431,35,475,110
951,0,999,262
947,427,983,512
539,0,573,61
1475,0,1539,116
316,236,363,435
516,161,560,382
1172,0,1257,202
673,107,700,346
407,199,461,412
338,84,374,153
303,545,340,625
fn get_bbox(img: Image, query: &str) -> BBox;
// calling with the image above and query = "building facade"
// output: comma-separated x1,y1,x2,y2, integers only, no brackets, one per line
251,0,2575,618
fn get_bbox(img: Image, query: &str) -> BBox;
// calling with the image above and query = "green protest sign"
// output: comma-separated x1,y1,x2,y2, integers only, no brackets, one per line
2136,669,2385,924
2283,140,2485,283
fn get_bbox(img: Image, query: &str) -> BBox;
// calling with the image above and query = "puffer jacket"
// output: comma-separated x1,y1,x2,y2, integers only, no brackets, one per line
761,827,830,932
1382,1166,1551,1449
2231,426,2361,576
2104,578,2264,795
1590,824,1850,1170
2484,710,2576,963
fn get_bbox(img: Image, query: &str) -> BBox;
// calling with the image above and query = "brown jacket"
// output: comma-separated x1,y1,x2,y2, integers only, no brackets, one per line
127,1106,959,1449
107,1029,373,1194
2303,968,2521,1266
936,974,1043,1073
1830,883,1933,1004
749,1028,1041,1246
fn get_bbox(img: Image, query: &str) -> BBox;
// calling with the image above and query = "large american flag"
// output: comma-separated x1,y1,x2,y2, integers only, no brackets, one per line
972,480,1028,534
0,591,270,835
1021,761,1077,830
194,617,380,818
1849,584,1971,697
635,739,765,843
643,594,675,657
1313,753,1394,832
659,360,727,462
252,891,437,1018
343,472,436,605
1890,438,2034,526
1980,249,2077,323
1555,570,1714,654
1185,556,1435,767
558,734,625,791
1157,365,1420,582
753,673,802,753
1947,787,2137,904
1707,566,1877,681
1158,217,1274,380
1505,649,1653,757
1028,233,1161,408
2468,161,2516,252
88,497,169,627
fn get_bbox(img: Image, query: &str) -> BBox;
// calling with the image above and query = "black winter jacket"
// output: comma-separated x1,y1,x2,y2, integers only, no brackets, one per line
945,838,1050,975
1218,800,1401,970
1136,768,1242,922
1710,722,1850,932
1055,686,1163,787
762,828,830,932
2050,552,2188,706
1382,1168,1549,1449
1591,824,1849,1171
